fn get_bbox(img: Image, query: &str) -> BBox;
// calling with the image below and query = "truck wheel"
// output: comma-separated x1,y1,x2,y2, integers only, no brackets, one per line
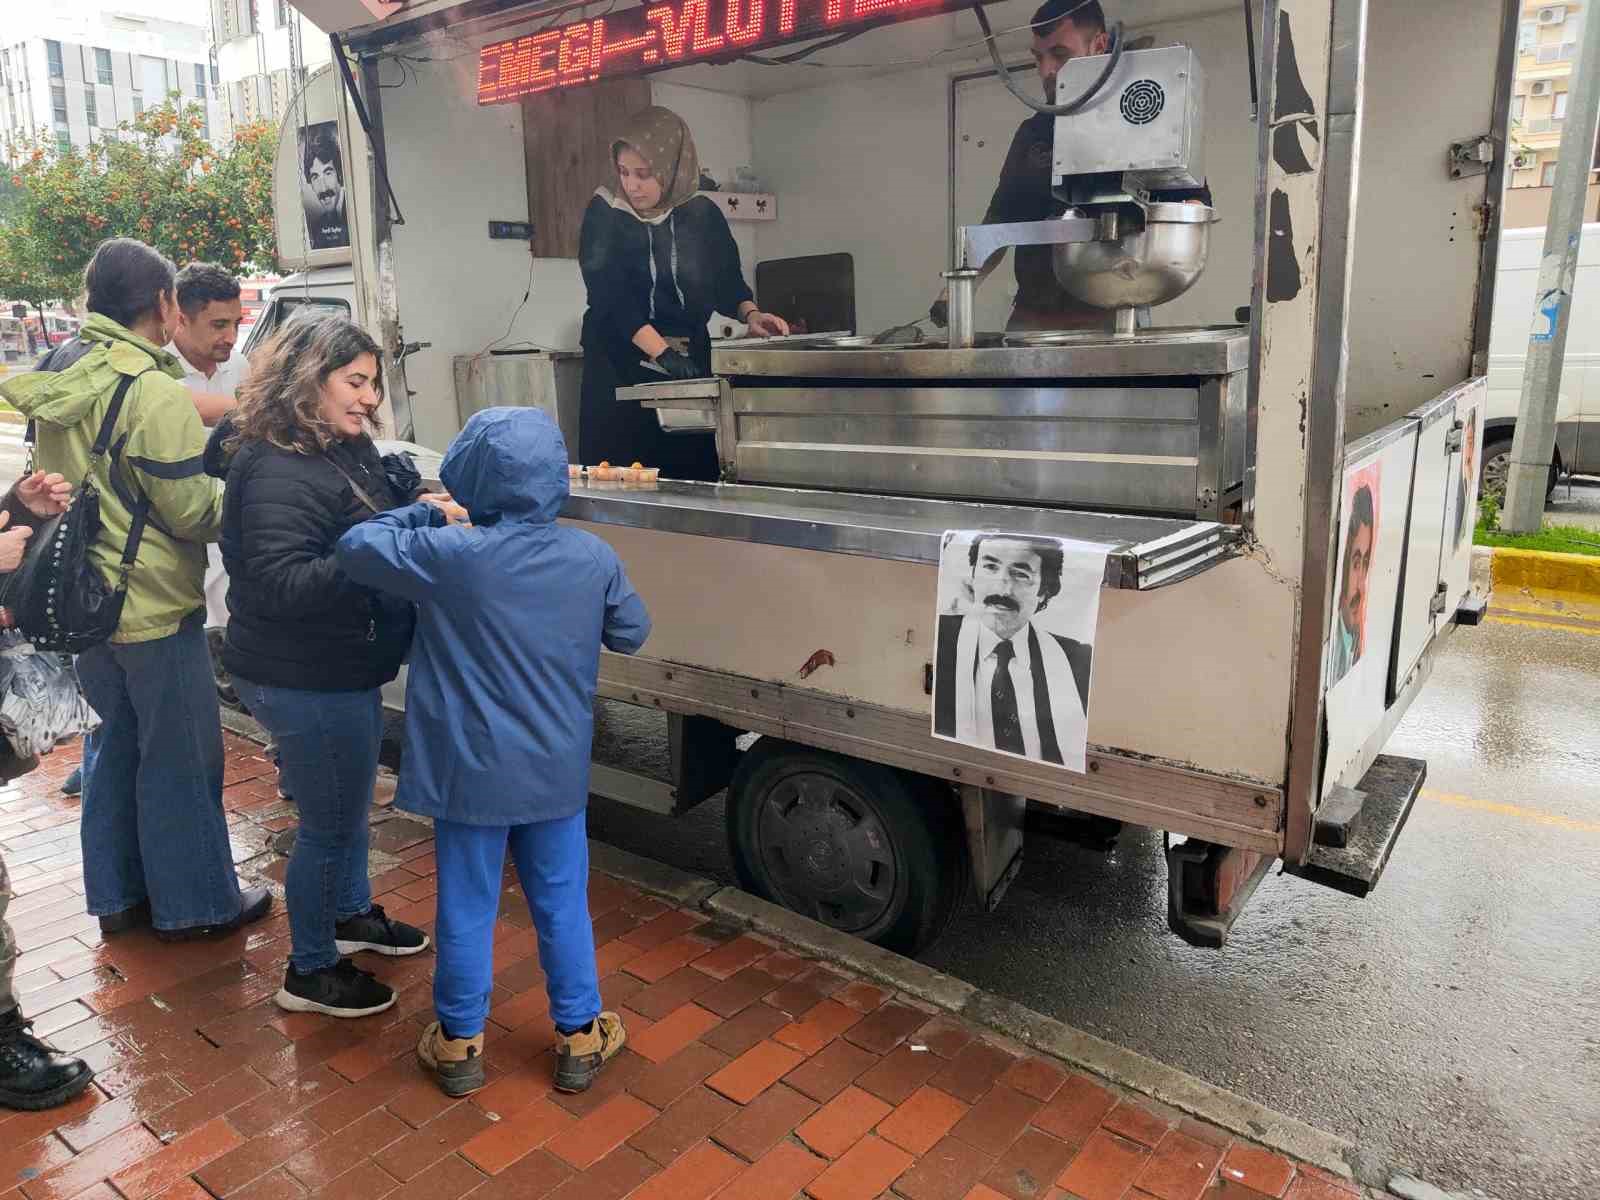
1481,435,1557,500
725,740,968,956
206,626,241,711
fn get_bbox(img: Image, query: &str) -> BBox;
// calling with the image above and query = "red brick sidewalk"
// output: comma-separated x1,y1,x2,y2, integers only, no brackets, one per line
1,734,1365,1200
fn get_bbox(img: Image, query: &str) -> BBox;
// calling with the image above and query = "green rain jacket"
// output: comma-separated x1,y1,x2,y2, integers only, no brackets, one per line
0,313,223,644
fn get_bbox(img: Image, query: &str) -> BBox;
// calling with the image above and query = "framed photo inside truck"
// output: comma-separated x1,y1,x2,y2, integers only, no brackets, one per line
272,65,368,272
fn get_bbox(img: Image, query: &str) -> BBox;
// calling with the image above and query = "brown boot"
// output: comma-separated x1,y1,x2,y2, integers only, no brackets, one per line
554,1012,626,1094
417,1021,485,1097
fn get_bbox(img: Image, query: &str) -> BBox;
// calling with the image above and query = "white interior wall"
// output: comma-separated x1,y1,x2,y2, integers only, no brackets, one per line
747,5,1257,335
384,55,587,451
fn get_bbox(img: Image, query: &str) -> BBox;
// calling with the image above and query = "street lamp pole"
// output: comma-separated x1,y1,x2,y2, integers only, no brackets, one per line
1503,1,1600,532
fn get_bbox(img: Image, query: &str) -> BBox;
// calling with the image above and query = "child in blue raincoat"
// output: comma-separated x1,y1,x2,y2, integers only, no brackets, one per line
337,406,650,1097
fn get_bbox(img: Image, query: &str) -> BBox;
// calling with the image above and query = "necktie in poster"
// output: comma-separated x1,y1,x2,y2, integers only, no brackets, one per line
931,531,1109,774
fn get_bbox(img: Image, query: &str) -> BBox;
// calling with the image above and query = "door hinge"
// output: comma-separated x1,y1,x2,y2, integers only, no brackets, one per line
1448,135,1495,180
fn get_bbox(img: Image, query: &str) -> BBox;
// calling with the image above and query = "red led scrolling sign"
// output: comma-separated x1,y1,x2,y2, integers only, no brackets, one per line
477,0,968,103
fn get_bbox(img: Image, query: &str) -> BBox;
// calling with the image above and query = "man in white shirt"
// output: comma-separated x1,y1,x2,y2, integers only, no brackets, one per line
934,534,1093,769
166,263,250,632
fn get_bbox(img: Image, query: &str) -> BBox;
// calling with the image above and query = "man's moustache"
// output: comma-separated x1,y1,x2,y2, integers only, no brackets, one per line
982,595,1020,612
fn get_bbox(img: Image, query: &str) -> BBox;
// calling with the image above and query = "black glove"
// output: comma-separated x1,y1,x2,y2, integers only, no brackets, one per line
651,348,702,381
929,298,949,329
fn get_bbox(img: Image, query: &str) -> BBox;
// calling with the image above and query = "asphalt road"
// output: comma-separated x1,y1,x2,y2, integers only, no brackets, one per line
584,616,1600,1200
1545,474,1600,531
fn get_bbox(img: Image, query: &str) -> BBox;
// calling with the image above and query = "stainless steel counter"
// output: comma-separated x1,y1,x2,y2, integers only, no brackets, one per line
562,480,1238,588
713,325,1247,380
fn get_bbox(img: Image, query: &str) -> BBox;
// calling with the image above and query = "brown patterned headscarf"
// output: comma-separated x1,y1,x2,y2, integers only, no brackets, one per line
610,106,701,218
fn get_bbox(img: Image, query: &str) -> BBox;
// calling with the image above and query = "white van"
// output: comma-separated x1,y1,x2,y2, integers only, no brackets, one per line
1483,223,1600,493
240,266,357,355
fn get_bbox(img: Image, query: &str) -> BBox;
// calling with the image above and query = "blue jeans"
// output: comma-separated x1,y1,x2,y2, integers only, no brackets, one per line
76,611,242,930
434,813,600,1037
244,682,381,972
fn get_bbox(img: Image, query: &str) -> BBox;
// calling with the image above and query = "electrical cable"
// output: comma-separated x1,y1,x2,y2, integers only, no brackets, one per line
971,2,1123,116
474,252,539,360
742,29,867,65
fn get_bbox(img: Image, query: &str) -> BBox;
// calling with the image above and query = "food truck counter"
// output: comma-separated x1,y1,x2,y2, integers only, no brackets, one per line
565,480,1237,588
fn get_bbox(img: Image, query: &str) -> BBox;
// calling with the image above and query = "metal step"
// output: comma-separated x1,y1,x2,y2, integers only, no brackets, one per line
1286,755,1426,898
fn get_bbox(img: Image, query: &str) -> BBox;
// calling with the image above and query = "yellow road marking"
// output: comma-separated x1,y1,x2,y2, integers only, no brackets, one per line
1485,613,1600,637
1422,789,1600,834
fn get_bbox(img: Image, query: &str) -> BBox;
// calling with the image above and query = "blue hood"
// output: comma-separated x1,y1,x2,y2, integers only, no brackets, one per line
440,407,569,524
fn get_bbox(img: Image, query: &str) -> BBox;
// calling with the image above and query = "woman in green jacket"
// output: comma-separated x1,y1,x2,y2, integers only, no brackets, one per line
0,238,270,942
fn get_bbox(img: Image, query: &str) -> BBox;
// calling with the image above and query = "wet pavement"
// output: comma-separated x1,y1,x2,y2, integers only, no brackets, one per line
3,738,1359,1200
584,616,1600,1200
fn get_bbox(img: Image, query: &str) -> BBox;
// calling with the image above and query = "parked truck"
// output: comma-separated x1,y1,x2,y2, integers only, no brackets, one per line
266,0,1515,954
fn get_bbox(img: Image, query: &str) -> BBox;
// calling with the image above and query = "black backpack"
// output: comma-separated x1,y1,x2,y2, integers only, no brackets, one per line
1,345,155,652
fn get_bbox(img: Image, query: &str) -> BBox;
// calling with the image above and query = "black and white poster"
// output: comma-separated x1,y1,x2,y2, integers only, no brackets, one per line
298,120,349,251
932,531,1106,773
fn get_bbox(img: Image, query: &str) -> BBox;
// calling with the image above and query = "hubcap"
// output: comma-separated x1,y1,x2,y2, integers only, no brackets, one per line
753,771,898,934
1482,449,1511,499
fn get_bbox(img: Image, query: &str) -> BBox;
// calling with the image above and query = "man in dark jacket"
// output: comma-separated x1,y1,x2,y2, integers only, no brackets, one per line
0,471,95,1110
338,408,649,1098
929,0,1211,332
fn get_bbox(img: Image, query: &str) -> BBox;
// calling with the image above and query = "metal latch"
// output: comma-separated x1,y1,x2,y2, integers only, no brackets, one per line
1445,419,1464,453
1429,582,1449,617
1448,135,1495,180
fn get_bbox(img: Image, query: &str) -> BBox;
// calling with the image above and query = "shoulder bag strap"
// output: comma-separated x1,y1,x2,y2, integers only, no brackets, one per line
93,370,154,590
323,453,386,516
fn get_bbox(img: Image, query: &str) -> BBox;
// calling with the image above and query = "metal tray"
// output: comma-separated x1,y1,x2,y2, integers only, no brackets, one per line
1004,323,1247,347
616,378,719,433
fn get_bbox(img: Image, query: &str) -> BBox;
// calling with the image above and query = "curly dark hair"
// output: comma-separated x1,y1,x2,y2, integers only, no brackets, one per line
229,313,383,456
175,262,241,317
302,126,342,185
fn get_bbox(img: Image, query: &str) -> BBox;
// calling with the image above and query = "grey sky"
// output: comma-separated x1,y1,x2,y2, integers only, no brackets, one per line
50,0,214,29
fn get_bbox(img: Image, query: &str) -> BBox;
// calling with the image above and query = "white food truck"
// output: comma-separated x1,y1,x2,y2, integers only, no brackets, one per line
266,0,1515,954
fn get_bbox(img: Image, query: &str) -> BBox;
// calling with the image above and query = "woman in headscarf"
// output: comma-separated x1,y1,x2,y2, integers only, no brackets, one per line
578,106,788,482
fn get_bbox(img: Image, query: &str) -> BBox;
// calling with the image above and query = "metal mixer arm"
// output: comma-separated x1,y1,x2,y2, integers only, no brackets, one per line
956,217,1100,271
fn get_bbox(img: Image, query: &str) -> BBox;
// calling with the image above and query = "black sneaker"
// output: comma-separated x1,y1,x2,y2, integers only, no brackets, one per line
0,1007,94,1111
61,767,82,797
274,958,396,1018
335,904,430,958
155,885,273,943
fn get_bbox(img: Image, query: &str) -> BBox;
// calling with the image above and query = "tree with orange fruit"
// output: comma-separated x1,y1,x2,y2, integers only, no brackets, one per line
1,95,276,311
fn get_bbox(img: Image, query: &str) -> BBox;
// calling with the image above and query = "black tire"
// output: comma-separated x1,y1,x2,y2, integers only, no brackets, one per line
206,626,242,711
725,739,968,957
1480,434,1558,501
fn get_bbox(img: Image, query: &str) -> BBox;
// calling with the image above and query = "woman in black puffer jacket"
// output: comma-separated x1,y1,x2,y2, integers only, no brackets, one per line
205,314,433,1020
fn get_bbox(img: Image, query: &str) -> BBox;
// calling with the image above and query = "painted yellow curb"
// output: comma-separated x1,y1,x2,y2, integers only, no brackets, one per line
1489,545,1600,599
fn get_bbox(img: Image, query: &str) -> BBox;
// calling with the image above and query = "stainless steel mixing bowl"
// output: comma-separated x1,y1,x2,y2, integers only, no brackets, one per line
1052,202,1215,309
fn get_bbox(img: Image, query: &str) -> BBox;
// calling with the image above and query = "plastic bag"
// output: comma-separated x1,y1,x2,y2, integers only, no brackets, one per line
0,632,100,759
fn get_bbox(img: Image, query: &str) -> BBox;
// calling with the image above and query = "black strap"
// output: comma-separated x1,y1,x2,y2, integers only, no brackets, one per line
324,453,386,515
94,371,154,588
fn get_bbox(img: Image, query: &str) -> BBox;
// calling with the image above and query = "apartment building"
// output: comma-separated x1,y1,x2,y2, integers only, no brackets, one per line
0,7,225,161
209,0,332,142
1506,0,1600,227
